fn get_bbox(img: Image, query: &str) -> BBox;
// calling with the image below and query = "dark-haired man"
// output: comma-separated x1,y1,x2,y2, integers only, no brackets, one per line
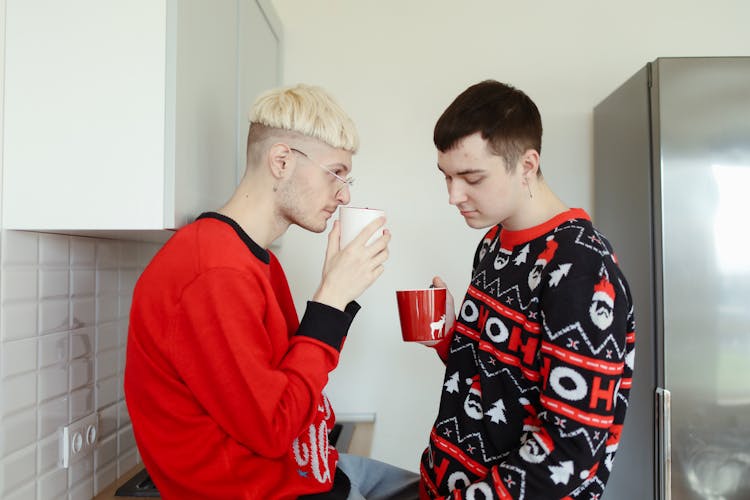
419,80,636,499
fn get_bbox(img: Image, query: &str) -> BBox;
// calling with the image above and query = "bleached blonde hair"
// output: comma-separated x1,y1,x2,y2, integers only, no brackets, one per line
248,84,359,154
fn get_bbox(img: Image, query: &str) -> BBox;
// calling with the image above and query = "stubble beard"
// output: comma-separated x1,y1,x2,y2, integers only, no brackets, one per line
277,179,327,234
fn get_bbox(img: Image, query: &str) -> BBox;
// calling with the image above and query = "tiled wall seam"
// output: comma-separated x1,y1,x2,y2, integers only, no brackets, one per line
0,231,161,500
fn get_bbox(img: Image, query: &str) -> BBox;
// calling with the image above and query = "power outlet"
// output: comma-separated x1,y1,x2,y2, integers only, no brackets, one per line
59,413,98,468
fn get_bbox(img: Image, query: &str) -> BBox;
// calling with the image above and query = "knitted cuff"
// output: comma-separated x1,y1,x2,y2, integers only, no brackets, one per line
296,301,360,351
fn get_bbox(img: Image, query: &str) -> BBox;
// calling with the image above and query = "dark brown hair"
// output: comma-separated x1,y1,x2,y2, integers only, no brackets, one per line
434,80,542,172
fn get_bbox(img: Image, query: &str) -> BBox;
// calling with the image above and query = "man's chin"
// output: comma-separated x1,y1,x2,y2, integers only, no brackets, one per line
464,217,495,230
294,219,327,234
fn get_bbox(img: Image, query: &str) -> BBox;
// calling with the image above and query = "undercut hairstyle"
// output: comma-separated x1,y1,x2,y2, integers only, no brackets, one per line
434,80,543,172
247,84,359,163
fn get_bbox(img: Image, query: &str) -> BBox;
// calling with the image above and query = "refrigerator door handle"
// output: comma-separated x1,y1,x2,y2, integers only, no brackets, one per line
656,388,672,500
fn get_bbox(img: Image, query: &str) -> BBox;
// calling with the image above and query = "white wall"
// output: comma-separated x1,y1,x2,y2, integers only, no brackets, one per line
271,0,750,471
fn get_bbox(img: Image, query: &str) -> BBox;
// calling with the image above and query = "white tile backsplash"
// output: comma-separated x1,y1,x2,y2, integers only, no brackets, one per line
0,231,151,498
1,268,38,302
70,239,96,269
2,338,37,378
69,386,94,422
37,467,68,500
36,434,59,475
2,372,37,416
69,359,93,391
97,405,117,440
38,364,68,402
1,446,36,497
95,243,119,269
37,435,59,475
4,482,36,500
95,349,118,381
69,328,94,360
96,296,119,324
2,231,38,266
38,298,70,335
95,376,119,411
39,234,70,267
71,297,95,329
69,478,94,500
2,407,37,457
38,332,68,368
96,270,119,296
70,270,95,298
96,323,118,353
39,269,69,299
38,396,69,440
1,302,38,341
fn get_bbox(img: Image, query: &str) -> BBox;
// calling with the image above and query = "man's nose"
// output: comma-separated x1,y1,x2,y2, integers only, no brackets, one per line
336,185,351,205
448,183,466,206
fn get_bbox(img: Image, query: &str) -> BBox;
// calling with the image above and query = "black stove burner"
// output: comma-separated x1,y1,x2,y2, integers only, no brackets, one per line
114,467,159,497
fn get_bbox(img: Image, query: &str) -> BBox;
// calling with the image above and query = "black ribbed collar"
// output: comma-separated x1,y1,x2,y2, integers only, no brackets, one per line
196,212,270,264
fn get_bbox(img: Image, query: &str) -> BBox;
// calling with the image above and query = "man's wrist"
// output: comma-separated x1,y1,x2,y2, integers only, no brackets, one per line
313,286,347,311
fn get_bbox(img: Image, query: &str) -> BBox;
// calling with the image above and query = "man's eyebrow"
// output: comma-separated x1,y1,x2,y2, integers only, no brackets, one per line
437,164,485,176
327,162,351,173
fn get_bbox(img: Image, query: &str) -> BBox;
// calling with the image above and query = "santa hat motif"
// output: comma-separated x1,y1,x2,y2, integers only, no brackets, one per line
534,236,558,266
466,375,482,396
592,276,616,307
533,428,555,455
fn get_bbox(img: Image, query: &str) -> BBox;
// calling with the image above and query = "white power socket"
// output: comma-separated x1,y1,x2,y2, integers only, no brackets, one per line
59,413,98,468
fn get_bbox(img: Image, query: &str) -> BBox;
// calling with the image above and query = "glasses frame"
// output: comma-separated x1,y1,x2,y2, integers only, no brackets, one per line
290,147,354,192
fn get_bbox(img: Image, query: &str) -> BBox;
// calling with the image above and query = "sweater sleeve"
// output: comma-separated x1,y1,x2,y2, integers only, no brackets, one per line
432,227,499,364
438,255,635,499
169,267,356,459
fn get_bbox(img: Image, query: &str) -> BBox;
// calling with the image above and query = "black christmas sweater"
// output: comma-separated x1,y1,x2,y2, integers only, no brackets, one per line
419,208,636,500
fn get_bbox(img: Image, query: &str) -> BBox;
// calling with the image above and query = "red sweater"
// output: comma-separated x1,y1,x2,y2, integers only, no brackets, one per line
125,213,356,499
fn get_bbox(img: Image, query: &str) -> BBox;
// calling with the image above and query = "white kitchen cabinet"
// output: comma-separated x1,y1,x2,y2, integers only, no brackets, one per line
2,0,282,238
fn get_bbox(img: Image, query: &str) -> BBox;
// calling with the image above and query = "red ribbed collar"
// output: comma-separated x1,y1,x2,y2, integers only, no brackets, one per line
500,208,590,247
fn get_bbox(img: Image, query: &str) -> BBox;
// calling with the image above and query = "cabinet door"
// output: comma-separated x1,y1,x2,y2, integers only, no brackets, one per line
236,0,282,183
2,0,168,230
168,0,240,228
2,0,279,234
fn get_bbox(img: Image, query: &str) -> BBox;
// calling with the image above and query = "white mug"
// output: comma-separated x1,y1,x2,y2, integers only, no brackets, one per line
339,206,386,248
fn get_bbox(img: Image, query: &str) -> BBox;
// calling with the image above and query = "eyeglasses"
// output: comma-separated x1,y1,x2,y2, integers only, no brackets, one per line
290,148,354,193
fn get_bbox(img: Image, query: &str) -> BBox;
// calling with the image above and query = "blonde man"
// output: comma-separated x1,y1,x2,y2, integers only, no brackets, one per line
126,84,419,499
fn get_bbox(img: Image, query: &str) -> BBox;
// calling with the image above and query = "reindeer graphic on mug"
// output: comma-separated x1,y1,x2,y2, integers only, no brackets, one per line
429,314,446,339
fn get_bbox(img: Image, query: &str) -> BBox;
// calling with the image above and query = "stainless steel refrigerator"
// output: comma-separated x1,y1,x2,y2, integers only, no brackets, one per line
593,57,750,499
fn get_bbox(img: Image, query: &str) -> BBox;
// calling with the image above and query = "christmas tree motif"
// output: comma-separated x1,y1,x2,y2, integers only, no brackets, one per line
486,398,507,424
548,263,572,287
514,243,530,266
444,372,460,393
548,460,574,485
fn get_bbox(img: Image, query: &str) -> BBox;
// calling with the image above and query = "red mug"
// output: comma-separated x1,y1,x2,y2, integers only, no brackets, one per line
396,288,447,346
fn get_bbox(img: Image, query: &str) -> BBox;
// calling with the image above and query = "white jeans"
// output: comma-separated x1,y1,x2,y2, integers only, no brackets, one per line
337,454,420,500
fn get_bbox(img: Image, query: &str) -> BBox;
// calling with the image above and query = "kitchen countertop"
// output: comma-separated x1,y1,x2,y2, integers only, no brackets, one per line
94,465,156,500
